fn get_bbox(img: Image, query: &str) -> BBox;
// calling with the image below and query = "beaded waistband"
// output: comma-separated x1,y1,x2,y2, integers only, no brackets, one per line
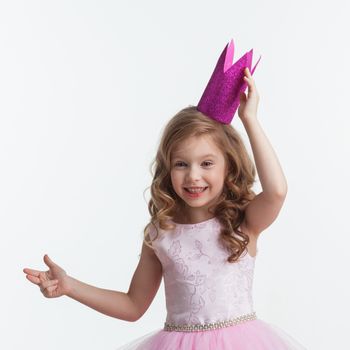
163,311,257,332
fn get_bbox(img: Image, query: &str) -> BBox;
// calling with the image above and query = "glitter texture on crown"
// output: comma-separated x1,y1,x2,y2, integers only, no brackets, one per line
197,39,262,124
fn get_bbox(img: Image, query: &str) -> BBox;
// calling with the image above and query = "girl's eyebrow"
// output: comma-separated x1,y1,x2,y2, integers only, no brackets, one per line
172,153,218,160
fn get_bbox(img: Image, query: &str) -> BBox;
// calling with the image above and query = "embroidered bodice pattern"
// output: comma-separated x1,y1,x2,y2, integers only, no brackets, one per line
148,217,257,326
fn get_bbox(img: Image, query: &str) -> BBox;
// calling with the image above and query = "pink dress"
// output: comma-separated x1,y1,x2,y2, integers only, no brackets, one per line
117,217,307,349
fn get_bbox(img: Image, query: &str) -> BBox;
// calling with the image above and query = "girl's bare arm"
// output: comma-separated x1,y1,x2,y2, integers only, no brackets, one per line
126,241,163,320
66,241,162,322
238,68,288,237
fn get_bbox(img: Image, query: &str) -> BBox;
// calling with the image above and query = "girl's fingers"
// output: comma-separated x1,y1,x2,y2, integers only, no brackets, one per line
43,254,57,269
24,269,50,285
23,268,41,276
25,274,41,285
244,76,254,91
244,72,254,83
244,68,255,85
243,69,258,95
40,279,58,293
244,75,253,87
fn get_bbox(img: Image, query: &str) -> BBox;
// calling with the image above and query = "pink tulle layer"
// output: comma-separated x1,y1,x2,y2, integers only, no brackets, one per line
117,319,307,350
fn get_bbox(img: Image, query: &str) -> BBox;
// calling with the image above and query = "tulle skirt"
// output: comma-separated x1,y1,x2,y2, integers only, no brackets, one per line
116,318,307,349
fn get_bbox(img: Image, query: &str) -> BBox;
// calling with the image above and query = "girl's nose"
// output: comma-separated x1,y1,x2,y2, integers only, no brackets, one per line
186,166,202,181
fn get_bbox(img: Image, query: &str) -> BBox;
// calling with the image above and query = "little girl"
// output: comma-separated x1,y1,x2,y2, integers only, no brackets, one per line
23,40,308,349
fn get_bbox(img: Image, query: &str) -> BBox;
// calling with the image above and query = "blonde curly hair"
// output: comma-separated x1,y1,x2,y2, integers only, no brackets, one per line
142,105,257,263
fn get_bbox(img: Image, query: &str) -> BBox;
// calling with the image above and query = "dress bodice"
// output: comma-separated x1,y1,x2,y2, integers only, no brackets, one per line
148,217,257,326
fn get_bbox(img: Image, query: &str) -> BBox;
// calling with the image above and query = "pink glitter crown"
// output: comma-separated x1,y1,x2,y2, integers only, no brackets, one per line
197,39,262,124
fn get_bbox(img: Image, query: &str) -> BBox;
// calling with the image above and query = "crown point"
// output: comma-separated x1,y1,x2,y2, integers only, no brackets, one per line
224,39,235,73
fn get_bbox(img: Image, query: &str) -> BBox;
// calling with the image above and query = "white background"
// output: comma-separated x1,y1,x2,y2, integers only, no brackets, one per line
1,1,349,349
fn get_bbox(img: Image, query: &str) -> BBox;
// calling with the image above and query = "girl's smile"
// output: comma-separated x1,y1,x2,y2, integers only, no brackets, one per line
184,186,208,198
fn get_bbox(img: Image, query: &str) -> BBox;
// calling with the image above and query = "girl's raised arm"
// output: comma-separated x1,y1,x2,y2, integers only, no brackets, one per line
238,67,288,237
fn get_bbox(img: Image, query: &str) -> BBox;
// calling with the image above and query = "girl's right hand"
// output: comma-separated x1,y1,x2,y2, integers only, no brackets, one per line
23,254,71,298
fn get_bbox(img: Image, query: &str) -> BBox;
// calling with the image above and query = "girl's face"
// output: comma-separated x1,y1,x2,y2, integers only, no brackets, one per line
170,135,228,219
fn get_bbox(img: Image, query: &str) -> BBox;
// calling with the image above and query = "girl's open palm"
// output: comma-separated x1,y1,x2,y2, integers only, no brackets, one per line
23,254,71,298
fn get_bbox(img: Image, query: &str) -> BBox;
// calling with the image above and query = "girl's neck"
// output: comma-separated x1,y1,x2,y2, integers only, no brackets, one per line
173,211,215,225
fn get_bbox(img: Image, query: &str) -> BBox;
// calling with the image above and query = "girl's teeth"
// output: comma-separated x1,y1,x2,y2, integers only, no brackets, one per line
187,187,206,193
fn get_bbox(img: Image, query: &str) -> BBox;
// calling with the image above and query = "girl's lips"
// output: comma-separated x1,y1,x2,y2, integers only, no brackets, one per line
184,187,208,198
184,186,208,190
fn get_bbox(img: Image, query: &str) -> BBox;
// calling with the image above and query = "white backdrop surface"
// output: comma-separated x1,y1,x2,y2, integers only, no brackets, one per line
1,1,349,349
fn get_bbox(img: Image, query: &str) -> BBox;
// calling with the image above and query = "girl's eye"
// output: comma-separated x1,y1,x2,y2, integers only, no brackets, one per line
174,161,213,167
203,161,213,167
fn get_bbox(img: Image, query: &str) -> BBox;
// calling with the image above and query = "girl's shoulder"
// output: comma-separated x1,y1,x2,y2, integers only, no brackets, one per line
145,219,163,241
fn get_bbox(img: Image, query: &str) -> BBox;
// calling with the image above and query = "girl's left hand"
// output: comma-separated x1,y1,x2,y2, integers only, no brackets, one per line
237,67,260,122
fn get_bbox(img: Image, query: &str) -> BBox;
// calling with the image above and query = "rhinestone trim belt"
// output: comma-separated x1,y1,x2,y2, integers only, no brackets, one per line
163,311,257,332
